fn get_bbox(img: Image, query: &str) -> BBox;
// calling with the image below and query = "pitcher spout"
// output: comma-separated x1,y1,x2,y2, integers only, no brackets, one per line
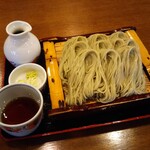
6,20,32,36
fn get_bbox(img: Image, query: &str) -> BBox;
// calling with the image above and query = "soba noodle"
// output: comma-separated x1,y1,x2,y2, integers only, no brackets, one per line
59,32,146,105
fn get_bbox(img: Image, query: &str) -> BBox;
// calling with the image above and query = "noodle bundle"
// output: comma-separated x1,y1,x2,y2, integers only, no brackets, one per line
59,32,146,105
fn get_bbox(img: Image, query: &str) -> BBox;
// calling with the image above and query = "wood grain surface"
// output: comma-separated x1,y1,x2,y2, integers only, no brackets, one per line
0,0,150,149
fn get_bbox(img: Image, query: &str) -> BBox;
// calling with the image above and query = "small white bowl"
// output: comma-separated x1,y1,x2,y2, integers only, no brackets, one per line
0,83,43,137
8,63,47,91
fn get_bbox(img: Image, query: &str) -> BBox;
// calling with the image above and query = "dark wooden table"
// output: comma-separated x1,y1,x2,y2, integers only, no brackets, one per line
0,0,150,149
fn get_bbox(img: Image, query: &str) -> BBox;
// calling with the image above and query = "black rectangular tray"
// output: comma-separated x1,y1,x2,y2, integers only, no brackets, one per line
1,26,150,141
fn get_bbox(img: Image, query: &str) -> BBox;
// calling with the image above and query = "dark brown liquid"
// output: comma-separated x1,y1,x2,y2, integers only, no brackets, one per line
1,97,39,124
13,29,24,34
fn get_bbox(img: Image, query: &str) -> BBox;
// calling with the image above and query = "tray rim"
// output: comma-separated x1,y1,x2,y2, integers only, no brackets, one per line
1,114,150,142
39,26,137,42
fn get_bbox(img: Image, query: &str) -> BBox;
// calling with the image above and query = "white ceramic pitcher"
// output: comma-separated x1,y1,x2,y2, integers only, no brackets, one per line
4,20,41,67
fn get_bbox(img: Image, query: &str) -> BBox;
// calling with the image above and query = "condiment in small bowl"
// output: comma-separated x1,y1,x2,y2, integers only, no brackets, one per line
0,83,43,137
8,63,47,91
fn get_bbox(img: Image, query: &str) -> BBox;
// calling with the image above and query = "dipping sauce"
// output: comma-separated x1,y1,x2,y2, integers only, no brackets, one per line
1,97,39,124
